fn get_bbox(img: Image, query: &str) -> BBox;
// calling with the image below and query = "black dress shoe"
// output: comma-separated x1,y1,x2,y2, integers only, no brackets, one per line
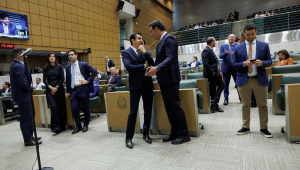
143,135,152,144
33,137,42,140
162,134,178,142
72,126,82,134
223,100,228,105
171,135,191,145
211,100,216,113
82,125,88,132
24,140,42,146
125,139,133,149
215,105,224,112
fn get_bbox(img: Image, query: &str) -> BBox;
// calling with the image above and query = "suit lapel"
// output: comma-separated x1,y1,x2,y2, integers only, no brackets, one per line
129,48,140,61
78,62,85,78
156,33,168,60
255,40,260,60
242,43,248,61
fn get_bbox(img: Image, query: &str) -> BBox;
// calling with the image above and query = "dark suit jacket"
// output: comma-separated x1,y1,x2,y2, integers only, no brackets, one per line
201,46,219,78
0,23,18,35
232,40,272,86
105,74,122,86
155,33,181,84
9,60,33,104
65,61,97,94
107,60,115,70
122,49,154,90
219,43,239,73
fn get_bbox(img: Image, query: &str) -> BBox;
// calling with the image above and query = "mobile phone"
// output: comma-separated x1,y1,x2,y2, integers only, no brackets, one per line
145,67,150,74
250,59,256,62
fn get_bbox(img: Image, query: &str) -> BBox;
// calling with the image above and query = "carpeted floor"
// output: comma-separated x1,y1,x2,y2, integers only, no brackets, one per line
0,79,299,170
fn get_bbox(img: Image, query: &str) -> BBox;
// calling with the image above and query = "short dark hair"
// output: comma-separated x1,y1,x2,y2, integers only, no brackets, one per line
193,56,198,61
0,13,9,20
206,37,215,45
278,49,291,61
244,23,256,32
240,31,245,37
36,78,41,81
12,47,25,58
143,39,146,45
68,49,77,55
4,82,10,88
149,20,166,31
235,36,240,42
129,33,142,45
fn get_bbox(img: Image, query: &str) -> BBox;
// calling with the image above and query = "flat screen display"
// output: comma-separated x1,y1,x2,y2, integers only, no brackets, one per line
0,10,29,39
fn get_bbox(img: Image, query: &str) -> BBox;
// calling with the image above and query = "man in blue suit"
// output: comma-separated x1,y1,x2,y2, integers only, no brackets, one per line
122,33,155,149
220,34,240,105
65,49,97,134
232,23,272,138
0,13,18,35
10,47,42,146
105,67,122,92
181,56,201,67
146,20,191,145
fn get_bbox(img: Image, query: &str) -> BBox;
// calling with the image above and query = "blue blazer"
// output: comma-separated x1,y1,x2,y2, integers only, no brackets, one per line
122,49,154,91
0,23,18,35
89,79,99,98
232,40,272,86
220,43,239,73
182,61,201,67
9,60,33,104
65,61,97,94
155,33,181,84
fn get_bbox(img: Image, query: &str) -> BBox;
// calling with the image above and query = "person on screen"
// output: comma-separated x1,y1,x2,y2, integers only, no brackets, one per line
0,13,18,35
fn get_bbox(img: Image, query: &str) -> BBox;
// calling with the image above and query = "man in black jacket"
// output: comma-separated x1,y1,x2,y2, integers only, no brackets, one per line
104,56,115,76
105,67,122,92
202,37,224,113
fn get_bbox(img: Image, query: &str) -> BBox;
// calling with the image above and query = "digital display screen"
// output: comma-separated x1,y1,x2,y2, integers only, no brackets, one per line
0,9,29,39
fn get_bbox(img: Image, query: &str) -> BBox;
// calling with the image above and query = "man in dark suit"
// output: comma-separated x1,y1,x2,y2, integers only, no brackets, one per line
122,33,155,149
1,82,11,93
220,34,240,105
181,56,201,67
146,20,190,145
0,13,18,35
104,56,115,76
202,37,225,113
10,47,42,146
65,49,97,134
232,23,272,138
105,67,122,92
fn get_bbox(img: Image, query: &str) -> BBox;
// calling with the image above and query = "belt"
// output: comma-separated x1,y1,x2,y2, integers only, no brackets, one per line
72,85,81,89
247,75,258,79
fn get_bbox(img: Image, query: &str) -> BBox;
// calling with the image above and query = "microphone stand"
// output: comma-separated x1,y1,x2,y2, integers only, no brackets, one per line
22,55,53,170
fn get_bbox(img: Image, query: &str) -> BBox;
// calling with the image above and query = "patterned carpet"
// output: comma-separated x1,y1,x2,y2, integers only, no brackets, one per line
0,79,300,170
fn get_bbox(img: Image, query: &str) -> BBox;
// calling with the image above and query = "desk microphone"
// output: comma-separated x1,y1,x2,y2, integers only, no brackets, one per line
18,48,32,58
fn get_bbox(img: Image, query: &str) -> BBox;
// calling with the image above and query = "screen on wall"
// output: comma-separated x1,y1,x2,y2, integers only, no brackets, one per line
0,10,29,39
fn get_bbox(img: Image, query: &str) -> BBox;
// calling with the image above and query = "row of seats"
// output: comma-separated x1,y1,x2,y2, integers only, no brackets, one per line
247,5,300,19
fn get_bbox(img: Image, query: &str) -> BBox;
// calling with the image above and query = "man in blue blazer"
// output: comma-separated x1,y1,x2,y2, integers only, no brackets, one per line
105,67,122,92
146,20,191,145
122,33,155,149
181,56,201,67
89,75,99,98
220,34,240,105
10,47,42,146
232,23,272,138
0,13,18,35
65,49,97,134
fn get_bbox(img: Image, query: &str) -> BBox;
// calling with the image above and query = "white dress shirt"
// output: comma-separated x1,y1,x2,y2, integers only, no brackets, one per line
3,23,9,34
34,82,45,90
245,39,257,76
4,88,9,93
71,60,85,86
106,59,110,72
160,32,167,40
191,62,196,67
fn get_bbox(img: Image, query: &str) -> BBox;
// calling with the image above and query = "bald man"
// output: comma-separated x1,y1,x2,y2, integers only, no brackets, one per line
220,34,240,105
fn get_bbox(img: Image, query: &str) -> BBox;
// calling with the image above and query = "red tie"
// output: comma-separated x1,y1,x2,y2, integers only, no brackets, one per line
108,76,113,84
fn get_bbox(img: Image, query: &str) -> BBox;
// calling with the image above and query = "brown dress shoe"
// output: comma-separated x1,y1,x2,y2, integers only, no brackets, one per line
143,135,152,144
125,139,133,149
24,140,42,146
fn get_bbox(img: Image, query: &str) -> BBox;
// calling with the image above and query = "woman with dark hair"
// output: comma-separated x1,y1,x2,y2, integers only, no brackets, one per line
43,52,66,134
275,50,293,66
235,36,240,44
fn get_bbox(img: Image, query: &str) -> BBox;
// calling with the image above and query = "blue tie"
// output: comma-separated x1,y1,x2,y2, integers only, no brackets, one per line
71,64,75,88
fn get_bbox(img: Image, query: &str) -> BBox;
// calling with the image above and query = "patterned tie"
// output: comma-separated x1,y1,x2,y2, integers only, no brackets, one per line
71,64,75,88
230,44,233,65
248,42,253,74
108,75,113,84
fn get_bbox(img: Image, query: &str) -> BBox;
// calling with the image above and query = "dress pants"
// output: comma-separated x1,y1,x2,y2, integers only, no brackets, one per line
159,82,189,137
70,85,90,127
223,65,240,101
126,84,153,139
18,101,35,142
238,78,268,129
208,73,225,104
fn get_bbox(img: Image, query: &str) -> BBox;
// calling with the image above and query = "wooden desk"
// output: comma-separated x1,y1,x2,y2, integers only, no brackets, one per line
282,84,300,143
0,96,11,125
99,80,106,85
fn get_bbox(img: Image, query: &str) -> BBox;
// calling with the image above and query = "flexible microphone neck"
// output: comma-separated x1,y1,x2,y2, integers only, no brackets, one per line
19,48,32,58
